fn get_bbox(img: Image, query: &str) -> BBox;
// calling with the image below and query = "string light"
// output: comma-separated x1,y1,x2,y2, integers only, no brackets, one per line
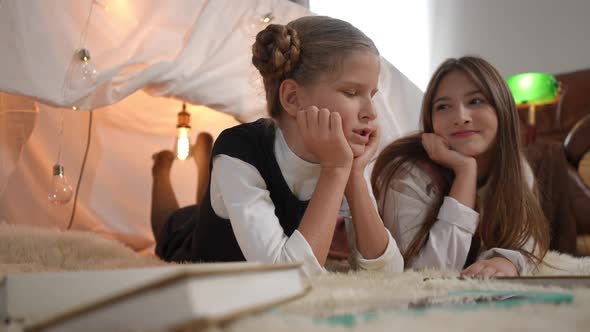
48,164,74,205
240,6,275,38
260,12,274,24
51,1,100,206
67,48,99,90
48,110,73,205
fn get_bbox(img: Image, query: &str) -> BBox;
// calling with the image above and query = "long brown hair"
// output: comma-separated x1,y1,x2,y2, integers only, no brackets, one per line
371,56,550,268
251,16,378,118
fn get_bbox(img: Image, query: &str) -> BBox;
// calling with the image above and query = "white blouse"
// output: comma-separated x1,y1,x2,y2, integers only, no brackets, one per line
209,127,403,276
378,160,537,275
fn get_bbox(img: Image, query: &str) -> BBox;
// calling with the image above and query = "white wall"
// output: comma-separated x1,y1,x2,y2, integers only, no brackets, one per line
429,0,590,79
311,0,432,90
312,0,590,91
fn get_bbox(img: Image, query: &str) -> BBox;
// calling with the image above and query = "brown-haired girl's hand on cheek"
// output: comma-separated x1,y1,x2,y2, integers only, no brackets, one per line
297,106,353,170
460,257,518,278
421,133,476,174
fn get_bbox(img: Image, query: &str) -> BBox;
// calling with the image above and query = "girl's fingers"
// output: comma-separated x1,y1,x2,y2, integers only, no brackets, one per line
330,112,342,133
442,137,451,149
461,262,485,277
431,136,447,153
296,110,308,136
318,108,330,131
477,266,497,277
370,125,379,138
421,136,430,152
422,134,438,151
422,134,430,148
368,126,379,145
307,107,320,132
423,138,437,158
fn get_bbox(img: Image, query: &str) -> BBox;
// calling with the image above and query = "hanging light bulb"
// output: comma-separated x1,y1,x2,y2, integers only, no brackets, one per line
48,164,73,205
68,48,99,90
175,103,191,161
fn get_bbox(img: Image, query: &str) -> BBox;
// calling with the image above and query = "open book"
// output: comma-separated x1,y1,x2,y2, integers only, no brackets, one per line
0,262,308,332
492,275,590,288
424,275,590,289
315,289,574,327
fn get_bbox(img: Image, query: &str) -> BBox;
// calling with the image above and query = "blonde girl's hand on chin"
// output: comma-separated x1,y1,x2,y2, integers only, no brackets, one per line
296,106,353,170
350,124,380,175
421,133,476,174
461,257,518,278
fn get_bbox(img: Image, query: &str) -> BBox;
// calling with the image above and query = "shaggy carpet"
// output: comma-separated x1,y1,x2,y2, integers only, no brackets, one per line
1,224,589,332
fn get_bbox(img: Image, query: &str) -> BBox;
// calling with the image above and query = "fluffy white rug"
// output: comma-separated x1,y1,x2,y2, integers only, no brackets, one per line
1,224,589,332
0,224,164,276
223,253,590,332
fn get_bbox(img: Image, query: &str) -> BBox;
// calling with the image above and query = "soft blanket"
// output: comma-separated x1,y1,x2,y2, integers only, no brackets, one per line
1,224,589,332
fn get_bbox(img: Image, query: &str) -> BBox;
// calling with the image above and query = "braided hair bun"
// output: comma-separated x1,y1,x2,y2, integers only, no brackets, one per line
252,24,301,81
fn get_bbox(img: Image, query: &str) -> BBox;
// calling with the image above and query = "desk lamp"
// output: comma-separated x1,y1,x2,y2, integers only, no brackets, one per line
506,72,559,144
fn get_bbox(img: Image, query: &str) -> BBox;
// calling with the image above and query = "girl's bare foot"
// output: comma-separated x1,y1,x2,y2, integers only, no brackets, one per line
151,150,179,243
193,133,213,204
152,150,175,177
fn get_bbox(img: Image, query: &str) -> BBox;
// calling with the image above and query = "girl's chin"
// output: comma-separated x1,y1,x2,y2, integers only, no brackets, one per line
451,146,484,158
449,138,494,158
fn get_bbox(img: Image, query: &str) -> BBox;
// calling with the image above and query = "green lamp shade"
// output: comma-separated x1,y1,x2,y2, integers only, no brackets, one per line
506,72,558,105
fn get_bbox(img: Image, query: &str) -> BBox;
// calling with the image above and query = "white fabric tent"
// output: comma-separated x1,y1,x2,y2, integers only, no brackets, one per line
0,0,421,251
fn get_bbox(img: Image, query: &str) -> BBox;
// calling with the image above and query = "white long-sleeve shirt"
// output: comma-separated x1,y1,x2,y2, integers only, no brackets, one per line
378,160,536,275
209,127,403,276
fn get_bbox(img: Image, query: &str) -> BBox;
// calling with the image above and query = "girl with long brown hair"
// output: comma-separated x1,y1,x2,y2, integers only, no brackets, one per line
371,56,549,277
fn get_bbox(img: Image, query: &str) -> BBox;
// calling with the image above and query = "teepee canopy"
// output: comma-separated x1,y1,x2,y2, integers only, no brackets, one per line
0,0,421,249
